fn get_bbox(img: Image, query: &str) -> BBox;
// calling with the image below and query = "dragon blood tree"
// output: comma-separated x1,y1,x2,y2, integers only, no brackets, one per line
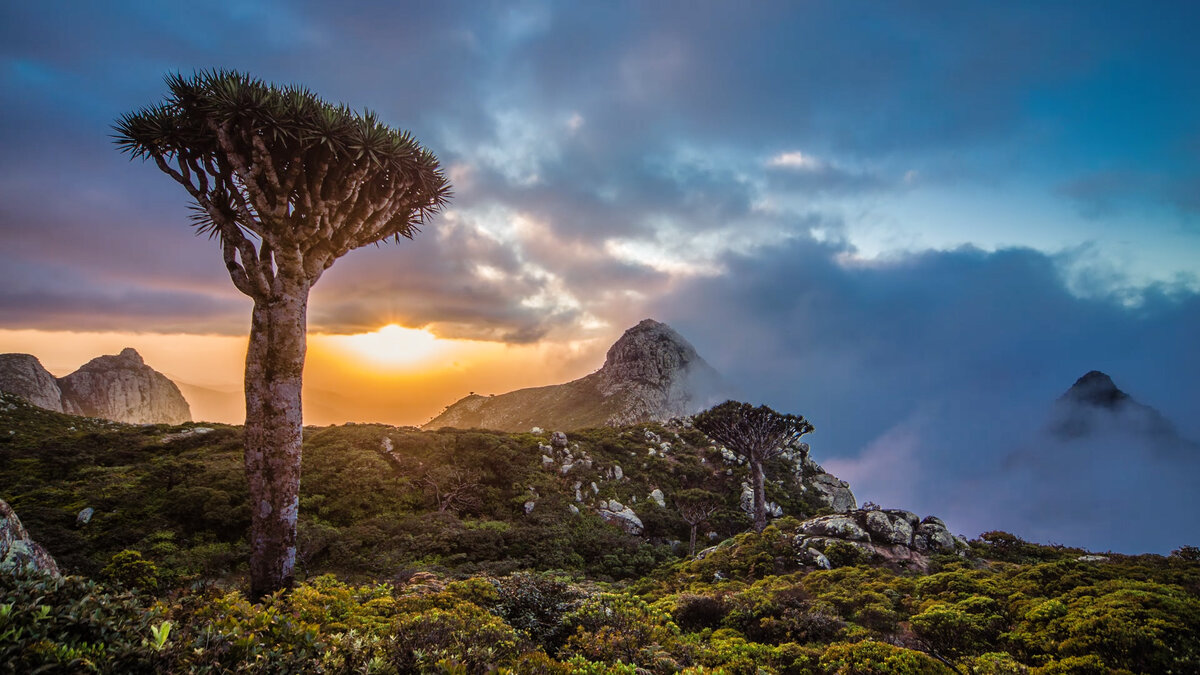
115,70,450,596
693,400,814,533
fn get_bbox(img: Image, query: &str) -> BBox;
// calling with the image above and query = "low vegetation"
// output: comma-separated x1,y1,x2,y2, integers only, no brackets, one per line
2,393,1198,673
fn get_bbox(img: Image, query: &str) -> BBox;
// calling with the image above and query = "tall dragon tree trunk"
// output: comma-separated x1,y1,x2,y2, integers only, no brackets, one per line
243,266,309,599
751,459,768,533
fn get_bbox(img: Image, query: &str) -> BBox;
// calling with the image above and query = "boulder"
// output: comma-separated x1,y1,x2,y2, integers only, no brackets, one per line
739,483,784,520
793,508,967,572
809,472,857,512
76,507,95,527
648,488,666,508
797,514,870,542
865,510,914,546
597,499,644,535
0,354,64,412
916,519,957,552
551,431,568,448
1,499,60,576
59,348,191,424
798,546,832,570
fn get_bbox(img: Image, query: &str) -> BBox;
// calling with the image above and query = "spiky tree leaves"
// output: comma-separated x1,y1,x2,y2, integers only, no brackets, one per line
114,70,449,597
693,401,813,533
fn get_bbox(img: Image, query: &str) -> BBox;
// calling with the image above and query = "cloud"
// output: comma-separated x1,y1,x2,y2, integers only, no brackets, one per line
650,235,1200,553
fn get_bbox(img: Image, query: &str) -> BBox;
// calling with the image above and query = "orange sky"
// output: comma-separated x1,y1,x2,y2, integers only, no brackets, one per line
0,327,607,426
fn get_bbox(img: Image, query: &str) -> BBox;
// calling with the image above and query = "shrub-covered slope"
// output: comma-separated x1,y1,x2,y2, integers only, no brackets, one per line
0,392,834,584
4,390,1199,674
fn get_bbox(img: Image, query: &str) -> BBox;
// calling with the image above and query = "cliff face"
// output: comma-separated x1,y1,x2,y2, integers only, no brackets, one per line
58,348,191,425
0,354,64,412
425,319,727,432
1,348,192,425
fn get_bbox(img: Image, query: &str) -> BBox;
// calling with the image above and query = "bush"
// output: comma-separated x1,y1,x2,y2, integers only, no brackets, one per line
101,549,159,591
819,640,953,674
491,572,586,651
0,569,166,673
559,593,685,671
387,600,527,673
823,541,867,569
672,594,729,633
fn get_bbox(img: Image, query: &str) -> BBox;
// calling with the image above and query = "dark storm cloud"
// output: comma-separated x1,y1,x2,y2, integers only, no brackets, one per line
650,236,1200,553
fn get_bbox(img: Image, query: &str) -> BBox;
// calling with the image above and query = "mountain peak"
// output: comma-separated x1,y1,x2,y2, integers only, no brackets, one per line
117,347,144,364
425,319,727,431
599,319,701,386
1062,370,1128,409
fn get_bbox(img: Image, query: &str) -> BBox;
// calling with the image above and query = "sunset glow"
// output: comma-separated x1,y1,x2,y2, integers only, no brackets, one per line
321,324,444,370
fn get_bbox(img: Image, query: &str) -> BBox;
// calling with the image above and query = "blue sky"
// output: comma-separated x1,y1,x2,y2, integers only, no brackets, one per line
1,1,1198,552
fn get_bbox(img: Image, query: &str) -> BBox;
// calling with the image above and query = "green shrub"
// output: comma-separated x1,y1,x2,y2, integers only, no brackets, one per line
819,640,953,674
166,588,325,673
491,572,586,651
672,593,729,633
0,568,166,673
101,549,159,591
823,542,867,569
910,596,1005,658
559,593,685,671
387,600,527,673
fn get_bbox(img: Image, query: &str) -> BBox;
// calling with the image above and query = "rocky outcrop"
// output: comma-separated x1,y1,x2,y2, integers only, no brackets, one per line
0,354,64,412
810,473,857,512
594,319,725,426
0,348,192,425
58,348,190,425
0,499,60,576
425,319,727,431
784,441,857,513
794,508,966,572
598,499,644,535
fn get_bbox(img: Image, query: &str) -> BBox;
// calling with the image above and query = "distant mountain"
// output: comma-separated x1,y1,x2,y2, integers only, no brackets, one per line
0,354,64,412
0,348,191,425
425,319,728,431
1048,370,1181,444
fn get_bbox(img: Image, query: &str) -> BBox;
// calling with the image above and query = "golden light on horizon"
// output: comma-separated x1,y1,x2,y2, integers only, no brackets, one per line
320,324,445,370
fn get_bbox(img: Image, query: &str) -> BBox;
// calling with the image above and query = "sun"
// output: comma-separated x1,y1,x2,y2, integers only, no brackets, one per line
329,324,443,369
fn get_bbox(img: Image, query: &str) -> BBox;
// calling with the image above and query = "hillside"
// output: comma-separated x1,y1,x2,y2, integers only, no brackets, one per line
425,319,727,431
2,391,1199,673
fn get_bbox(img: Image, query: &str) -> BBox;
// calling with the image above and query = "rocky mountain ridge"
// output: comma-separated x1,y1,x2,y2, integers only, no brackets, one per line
0,348,191,424
425,319,727,431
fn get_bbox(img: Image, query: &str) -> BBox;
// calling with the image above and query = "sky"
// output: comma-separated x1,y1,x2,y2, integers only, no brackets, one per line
2,1,1199,553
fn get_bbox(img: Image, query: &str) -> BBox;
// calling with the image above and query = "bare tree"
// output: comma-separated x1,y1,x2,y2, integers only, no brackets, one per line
114,71,449,597
418,466,482,514
693,400,813,533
